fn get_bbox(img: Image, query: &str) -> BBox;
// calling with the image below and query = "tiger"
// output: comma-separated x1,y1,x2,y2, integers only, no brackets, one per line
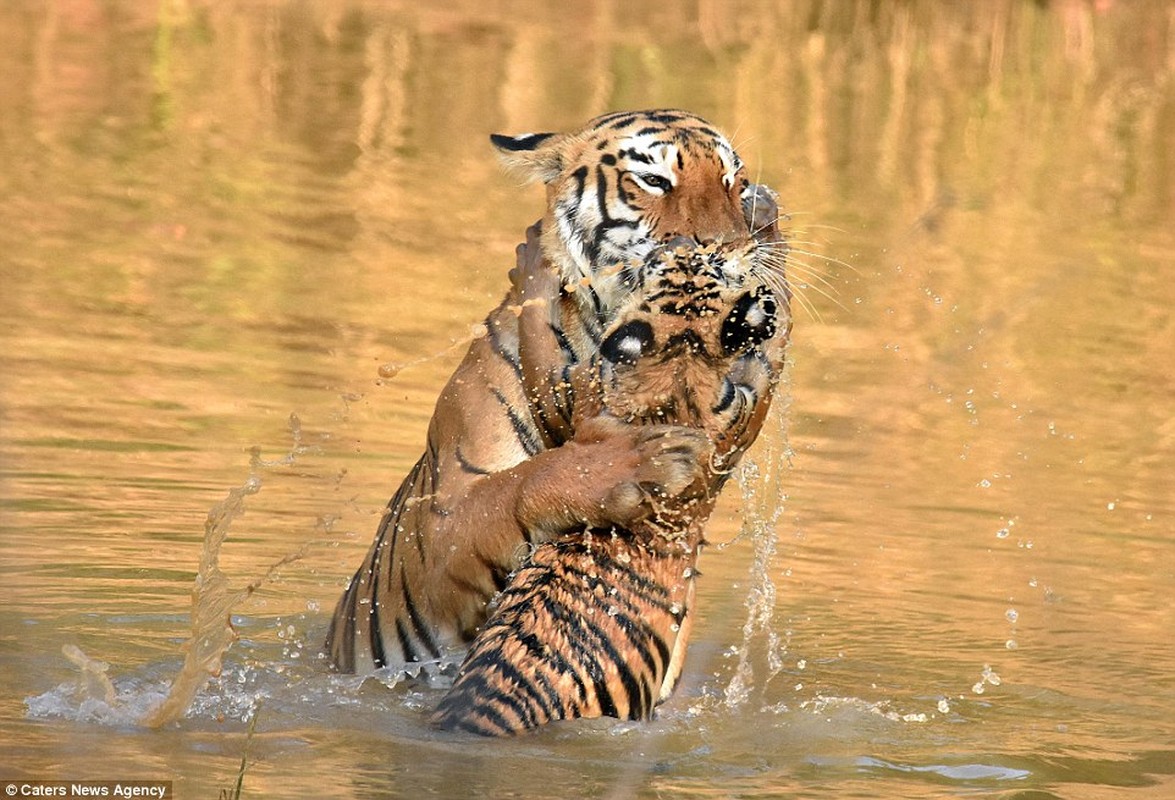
326,109,787,674
431,231,791,736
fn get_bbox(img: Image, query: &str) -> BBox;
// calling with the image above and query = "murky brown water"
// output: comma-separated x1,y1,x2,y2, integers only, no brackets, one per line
3,1,1174,798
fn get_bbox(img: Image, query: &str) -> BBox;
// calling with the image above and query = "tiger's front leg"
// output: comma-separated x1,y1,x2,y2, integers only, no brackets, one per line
513,416,711,541
509,220,581,449
508,225,715,537
434,415,711,557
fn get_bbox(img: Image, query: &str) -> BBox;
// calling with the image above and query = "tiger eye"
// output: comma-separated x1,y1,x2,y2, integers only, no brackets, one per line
602,319,656,365
720,288,777,355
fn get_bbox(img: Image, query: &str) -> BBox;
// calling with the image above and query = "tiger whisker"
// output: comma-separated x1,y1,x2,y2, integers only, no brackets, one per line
773,258,841,297
783,238,839,250
786,246,860,275
781,222,849,236
730,127,757,157
781,261,846,312
757,269,824,323
747,249,837,321
750,239,790,261
788,283,824,323
750,214,789,241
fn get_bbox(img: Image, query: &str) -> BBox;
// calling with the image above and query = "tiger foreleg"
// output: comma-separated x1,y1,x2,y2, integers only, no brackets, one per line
513,417,711,542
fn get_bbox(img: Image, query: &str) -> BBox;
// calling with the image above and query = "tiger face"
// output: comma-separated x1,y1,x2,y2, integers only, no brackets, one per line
492,109,758,313
597,240,781,442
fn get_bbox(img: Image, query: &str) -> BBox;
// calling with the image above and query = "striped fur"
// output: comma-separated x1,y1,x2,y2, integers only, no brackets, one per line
432,237,791,735
326,110,780,674
431,534,699,735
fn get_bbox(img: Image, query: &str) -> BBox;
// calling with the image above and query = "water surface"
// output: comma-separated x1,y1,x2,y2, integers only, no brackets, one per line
2,1,1173,798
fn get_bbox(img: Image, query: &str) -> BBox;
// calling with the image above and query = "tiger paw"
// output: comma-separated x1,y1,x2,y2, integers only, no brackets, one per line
515,418,712,540
598,424,711,527
509,220,560,304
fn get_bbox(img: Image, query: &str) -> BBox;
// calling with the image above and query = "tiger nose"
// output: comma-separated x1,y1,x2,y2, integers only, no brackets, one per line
682,196,746,243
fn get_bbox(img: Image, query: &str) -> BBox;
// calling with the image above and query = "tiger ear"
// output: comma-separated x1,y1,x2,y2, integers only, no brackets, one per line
490,132,564,184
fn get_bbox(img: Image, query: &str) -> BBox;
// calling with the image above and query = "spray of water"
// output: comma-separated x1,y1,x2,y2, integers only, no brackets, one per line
35,413,314,727
722,380,794,709
61,644,118,706
138,414,312,727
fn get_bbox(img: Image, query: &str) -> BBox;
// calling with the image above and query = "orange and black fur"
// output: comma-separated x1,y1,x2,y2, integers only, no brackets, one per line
326,110,787,674
431,231,791,735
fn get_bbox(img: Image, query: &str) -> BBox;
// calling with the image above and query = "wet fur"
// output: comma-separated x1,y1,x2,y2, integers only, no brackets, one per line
432,239,791,735
326,110,778,674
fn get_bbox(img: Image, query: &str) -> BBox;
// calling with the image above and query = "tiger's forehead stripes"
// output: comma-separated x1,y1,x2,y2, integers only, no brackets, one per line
603,126,741,191
617,134,680,187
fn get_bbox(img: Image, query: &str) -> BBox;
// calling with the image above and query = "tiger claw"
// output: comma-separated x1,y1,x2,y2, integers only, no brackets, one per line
509,220,559,302
600,425,711,525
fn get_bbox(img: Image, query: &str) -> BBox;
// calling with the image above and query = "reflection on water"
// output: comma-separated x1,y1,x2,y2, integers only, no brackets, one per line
2,0,1174,797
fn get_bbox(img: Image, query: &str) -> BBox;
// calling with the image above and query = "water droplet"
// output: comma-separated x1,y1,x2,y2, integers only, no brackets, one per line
1005,608,1019,623
972,683,985,695
797,659,807,670
996,528,1010,539
937,698,951,713
1106,501,1116,511
1005,639,1018,650
978,479,992,488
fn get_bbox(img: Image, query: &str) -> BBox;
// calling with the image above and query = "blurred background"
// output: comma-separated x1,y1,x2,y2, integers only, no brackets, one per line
1,1,1172,798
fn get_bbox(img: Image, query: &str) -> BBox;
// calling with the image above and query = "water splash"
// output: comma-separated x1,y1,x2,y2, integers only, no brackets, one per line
140,414,312,727
722,392,793,709
799,694,932,724
971,663,1002,695
30,415,315,728
376,322,488,382
60,644,118,706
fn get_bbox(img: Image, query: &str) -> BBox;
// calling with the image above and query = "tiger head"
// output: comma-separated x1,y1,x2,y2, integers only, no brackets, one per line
492,109,766,314
593,238,789,460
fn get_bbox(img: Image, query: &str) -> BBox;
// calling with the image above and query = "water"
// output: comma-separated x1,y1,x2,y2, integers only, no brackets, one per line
3,1,1174,797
